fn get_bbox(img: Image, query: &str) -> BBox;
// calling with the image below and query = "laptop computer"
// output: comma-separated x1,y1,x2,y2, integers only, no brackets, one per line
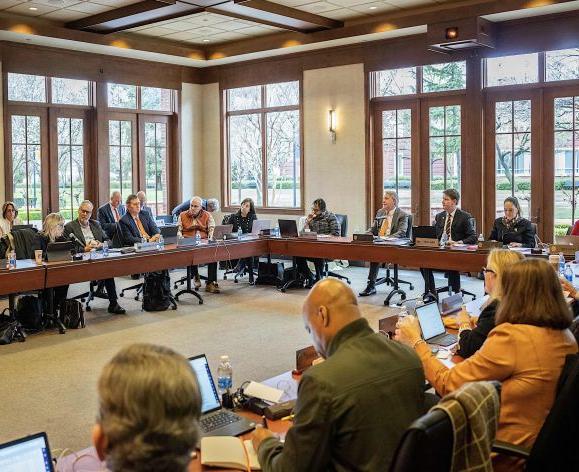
278,219,298,238
160,225,178,244
378,315,399,339
251,219,272,236
440,293,463,316
212,224,234,240
0,432,54,472
415,301,457,347
412,226,437,242
188,354,256,437
46,241,74,262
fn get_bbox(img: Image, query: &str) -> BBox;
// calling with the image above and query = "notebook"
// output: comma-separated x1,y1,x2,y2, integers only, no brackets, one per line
201,436,261,470
415,302,457,347
188,354,256,437
0,432,54,472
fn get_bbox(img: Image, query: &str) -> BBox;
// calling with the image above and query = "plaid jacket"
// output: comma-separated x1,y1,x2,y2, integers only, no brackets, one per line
306,211,340,236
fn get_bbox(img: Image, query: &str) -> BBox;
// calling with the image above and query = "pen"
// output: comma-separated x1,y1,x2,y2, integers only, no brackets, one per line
280,414,295,422
262,415,268,428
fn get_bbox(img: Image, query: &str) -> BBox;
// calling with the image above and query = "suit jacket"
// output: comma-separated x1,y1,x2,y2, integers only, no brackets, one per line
416,323,577,469
141,205,154,219
97,203,126,238
258,318,425,471
63,219,108,248
457,299,498,359
489,217,535,248
370,207,409,238
434,208,476,244
117,211,160,246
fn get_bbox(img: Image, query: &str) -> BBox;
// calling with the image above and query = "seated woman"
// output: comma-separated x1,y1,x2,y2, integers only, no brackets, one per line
455,248,524,358
0,201,22,237
397,258,577,470
224,197,257,283
488,196,535,247
92,343,201,472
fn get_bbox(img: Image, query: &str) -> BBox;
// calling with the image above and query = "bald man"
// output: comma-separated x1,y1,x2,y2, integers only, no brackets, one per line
97,191,126,239
252,279,425,471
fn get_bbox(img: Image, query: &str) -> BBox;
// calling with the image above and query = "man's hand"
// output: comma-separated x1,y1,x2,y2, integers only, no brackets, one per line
508,242,522,248
252,425,274,452
150,234,161,242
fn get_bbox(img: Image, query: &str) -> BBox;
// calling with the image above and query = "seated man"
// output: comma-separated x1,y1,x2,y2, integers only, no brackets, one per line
136,190,154,218
92,343,201,472
97,191,126,240
296,198,340,287
64,200,126,315
359,191,409,296
172,197,219,219
178,196,220,293
421,188,476,300
118,194,161,246
252,279,425,471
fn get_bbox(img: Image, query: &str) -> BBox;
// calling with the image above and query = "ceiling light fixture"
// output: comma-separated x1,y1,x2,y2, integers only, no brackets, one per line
29,7,38,11
202,39,210,42
369,6,377,10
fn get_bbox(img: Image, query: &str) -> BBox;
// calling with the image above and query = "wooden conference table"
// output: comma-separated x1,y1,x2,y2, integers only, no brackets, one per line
0,236,491,296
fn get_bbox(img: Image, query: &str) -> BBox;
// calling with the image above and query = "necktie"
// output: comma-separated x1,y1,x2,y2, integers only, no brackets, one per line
379,217,390,237
113,207,120,222
135,218,150,240
444,213,452,237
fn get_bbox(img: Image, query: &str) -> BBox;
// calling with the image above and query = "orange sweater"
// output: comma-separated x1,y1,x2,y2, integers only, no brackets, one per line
179,209,215,238
416,323,577,470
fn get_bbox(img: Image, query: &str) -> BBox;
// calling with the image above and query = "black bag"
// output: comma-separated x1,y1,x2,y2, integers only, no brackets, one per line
15,295,44,331
142,270,173,312
256,261,285,286
0,311,26,345
59,299,85,329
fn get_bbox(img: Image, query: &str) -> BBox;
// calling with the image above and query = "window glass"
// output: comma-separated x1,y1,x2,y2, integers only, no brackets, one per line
546,48,579,82
375,67,417,97
227,86,261,111
229,114,262,206
266,81,299,107
109,120,133,199
8,73,46,103
52,78,90,106
423,61,466,92
144,122,168,215
486,53,539,87
107,83,137,109
141,87,172,111
58,118,85,220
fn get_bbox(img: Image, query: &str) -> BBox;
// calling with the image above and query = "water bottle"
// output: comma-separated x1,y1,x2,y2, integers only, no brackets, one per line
6,251,16,269
274,225,280,237
195,231,201,245
237,227,242,239
217,355,233,395
559,253,566,275
173,214,178,224
141,236,147,244
440,232,448,249
158,234,164,250
102,240,109,257
564,263,574,283
478,233,484,243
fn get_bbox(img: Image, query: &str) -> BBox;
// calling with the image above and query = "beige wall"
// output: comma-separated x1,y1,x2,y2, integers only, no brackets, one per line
180,83,203,201
0,62,4,203
193,64,367,231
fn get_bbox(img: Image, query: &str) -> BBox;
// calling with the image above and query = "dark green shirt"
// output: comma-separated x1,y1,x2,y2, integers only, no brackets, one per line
258,318,425,471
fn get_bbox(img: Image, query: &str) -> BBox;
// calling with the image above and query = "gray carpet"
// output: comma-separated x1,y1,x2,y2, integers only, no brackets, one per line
0,265,484,453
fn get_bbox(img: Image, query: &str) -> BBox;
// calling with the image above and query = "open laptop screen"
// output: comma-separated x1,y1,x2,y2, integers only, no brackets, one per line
415,302,445,341
189,355,221,414
0,433,53,472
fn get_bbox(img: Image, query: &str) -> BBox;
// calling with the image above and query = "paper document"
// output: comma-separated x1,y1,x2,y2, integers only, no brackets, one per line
244,381,284,404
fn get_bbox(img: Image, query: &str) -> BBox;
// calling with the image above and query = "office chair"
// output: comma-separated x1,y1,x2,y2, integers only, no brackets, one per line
174,266,204,304
109,226,145,301
219,214,258,284
73,280,108,311
323,214,351,284
492,353,579,471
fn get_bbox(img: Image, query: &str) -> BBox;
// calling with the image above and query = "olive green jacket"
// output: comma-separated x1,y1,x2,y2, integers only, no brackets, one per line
258,318,425,471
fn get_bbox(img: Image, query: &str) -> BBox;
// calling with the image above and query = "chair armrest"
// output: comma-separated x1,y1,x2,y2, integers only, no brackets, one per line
492,440,530,459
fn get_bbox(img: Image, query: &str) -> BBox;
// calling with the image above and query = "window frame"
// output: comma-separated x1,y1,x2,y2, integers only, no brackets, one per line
221,80,304,214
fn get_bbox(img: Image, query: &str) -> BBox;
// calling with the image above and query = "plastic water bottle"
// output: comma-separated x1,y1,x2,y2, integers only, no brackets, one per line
217,355,233,395
478,233,484,243
440,232,448,249
237,227,242,239
559,253,566,275
158,234,164,250
273,225,280,237
102,240,109,257
173,214,178,224
195,231,201,245
6,251,16,269
141,236,146,244
564,263,574,283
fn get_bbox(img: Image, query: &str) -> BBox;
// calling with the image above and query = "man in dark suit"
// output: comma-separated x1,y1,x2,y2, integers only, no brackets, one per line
64,200,126,314
118,194,161,246
360,191,409,296
97,191,126,240
421,188,476,300
137,191,154,219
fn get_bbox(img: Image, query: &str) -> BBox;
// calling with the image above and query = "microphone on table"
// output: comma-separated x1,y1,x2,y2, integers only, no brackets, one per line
69,233,84,251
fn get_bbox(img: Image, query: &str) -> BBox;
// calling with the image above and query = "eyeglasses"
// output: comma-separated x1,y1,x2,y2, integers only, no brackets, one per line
79,209,91,214
482,267,495,275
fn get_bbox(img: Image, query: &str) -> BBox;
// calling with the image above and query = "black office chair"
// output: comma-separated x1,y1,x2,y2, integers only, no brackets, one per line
220,214,258,284
174,266,204,304
323,214,351,284
73,280,108,311
109,226,145,301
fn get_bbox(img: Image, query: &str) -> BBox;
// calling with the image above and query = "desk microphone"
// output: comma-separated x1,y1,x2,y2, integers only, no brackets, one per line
69,233,84,250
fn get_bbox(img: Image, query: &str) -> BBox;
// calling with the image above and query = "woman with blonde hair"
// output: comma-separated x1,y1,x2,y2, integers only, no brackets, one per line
92,343,201,472
396,258,577,470
37,213,68,310
456,248,524,358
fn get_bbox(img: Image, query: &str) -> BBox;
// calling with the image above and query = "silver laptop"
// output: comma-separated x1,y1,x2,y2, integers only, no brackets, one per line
440,293,463,316
188,354,256,437
251,219,272,235
415,302,457,347
0,432,54,472
212,224,234,240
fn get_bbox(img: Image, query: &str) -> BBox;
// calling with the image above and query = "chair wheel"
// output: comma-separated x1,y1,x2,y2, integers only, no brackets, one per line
223,275,228,280
401,293,407,300
86,306,91,312
134,296,139,301
410,285,414,290
174,284,178,289
175,296,180,301
280,288,286,293
80,298,85,302
120,293,124,297
199,300,203,305
172,306,177,310
347,280,351,285
234,279,238,283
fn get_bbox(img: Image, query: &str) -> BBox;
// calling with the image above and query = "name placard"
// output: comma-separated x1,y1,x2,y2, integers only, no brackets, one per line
549,244,577,256
478,241,503,250
415,237,439,248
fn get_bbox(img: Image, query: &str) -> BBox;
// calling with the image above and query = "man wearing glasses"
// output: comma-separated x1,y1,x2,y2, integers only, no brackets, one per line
64,200,126,314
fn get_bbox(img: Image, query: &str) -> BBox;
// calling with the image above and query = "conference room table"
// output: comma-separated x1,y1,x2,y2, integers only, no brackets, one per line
0,236,493,296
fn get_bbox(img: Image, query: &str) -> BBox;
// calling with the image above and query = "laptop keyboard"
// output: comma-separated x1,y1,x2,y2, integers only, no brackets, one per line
432,333,458,346
201,410,242,432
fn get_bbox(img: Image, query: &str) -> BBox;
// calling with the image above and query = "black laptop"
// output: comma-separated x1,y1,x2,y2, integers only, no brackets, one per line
412,225,437,242
0,432,54,471
46,241,74,262
160,225,178,244
415,301,457,346
188,354,256,437
278,219,298,238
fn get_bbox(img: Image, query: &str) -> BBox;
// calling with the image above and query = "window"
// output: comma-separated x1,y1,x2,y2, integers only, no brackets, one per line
553,96,579,235
226,81,301,209
429,105,461,220
11,115,42,226
546,48,579,82
375,67,417,97
144,121,168,214
52,78,90,106
7,73,46,103
494,100,532,218
109,120,133,200
423,61,466,93
57,118,85,220
141,86,172,111
107,83,137,109
486,53,539,87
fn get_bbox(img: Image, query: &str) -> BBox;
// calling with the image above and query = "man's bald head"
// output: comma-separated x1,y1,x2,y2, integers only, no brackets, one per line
189,196,203,216
302,279,361,358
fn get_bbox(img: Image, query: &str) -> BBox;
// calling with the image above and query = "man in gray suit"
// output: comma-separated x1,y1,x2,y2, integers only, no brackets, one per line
64,200,126,315
137,191,154,218
359,191,409,296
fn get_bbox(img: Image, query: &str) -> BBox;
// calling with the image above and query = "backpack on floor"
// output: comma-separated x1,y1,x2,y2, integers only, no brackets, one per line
142,270,173,312
59,299,85,329
0,310,26,345
15,295,44,332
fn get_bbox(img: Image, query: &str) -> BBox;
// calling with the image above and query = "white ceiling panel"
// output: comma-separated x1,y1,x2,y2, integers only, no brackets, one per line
298,1,340,13
5,2,59,16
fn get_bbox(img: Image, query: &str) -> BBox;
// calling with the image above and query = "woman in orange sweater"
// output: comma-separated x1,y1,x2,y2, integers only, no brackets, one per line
397,258,577,470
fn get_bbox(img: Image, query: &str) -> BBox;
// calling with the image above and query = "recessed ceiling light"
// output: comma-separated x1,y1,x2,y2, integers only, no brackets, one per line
202,39,210,42
369,6,377,10
29,7,38,10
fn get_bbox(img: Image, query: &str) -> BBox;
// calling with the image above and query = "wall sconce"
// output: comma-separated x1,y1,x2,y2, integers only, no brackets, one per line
328,109,337,143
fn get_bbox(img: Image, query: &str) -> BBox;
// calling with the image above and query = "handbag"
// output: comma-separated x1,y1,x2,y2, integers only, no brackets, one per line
0,311,26,345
